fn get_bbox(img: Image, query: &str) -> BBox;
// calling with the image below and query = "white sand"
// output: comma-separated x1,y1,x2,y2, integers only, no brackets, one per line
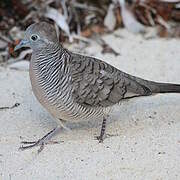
1,29,180,180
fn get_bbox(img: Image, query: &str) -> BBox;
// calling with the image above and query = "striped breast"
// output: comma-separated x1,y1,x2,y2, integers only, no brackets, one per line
29,44,105,122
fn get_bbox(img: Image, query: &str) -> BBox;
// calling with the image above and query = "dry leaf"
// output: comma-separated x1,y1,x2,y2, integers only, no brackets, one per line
104,4,116,31
45,7,72,41
81,29,92,37
119,0,146,33
91,25,106,34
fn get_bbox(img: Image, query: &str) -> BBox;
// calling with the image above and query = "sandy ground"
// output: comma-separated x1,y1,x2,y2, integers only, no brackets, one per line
1,29,180,180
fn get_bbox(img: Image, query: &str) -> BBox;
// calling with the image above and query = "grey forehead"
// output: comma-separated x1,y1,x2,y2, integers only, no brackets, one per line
25,22,56,38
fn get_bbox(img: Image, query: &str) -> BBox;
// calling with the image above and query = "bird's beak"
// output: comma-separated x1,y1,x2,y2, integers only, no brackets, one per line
14,39,29,51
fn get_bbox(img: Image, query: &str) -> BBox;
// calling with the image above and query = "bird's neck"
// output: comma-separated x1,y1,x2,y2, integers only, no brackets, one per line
31,43,69,70
30,42,71,84
33,43,63,61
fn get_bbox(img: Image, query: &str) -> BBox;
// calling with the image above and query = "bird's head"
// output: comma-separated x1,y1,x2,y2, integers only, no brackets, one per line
14,22,58,51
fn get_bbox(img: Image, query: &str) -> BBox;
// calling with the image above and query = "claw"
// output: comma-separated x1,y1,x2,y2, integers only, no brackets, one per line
21,141,37,144
19,127,61,152
94,135,104,143
38,143,45,153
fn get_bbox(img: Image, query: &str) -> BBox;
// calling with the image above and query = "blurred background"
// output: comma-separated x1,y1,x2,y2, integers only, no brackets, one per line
0,0,179,66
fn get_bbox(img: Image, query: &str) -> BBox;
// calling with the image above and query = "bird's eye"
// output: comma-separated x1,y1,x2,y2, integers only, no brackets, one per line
31,34,39,41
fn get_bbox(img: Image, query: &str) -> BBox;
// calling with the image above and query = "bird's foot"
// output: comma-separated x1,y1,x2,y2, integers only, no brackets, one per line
19,139,61,153
19,127,62,153
95,135,104,143
95,133,119,143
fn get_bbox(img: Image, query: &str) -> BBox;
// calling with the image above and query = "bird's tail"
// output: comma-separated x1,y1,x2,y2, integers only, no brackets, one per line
124,72,180,95
135,77,180,94
147,81,180,94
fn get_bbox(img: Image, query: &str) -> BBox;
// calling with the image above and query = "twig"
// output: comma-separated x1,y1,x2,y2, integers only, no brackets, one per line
0,103,20,111
70,4,81,34
93,34,120,56
71,2,104,15
72,34,93,44
60,0,68,20
0,33,12,43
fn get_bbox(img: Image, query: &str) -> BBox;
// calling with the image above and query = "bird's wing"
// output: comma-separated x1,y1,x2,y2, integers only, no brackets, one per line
70,53,151,107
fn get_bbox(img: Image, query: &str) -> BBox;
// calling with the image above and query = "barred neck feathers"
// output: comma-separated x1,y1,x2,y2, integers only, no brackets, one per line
32,43,73,106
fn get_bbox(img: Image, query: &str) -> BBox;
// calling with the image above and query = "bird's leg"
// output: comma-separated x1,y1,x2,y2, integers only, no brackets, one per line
96,117,107,143
19,126,62,153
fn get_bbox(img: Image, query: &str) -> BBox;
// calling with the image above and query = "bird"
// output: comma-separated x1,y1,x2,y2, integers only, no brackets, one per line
15,22,180,152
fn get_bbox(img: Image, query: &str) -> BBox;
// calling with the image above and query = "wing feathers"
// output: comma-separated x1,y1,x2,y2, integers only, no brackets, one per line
70,53,149,107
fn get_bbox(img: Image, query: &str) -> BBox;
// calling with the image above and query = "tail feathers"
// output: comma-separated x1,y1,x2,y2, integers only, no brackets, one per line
123,72,180,95
149,82,180,94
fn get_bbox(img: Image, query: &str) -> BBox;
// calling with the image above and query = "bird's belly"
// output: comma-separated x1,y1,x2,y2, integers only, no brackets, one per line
32,86,104,122
29,73,70,121
30,70,99,122
46,100,104,122
31,81,107,123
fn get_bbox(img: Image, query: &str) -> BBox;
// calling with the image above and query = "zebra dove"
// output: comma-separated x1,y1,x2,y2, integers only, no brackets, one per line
15,22,180,152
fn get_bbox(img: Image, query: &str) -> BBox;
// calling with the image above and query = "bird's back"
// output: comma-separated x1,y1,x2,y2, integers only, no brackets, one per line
70,52,151,108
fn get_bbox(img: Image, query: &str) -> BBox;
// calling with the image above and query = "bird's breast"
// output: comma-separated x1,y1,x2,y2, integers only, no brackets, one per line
29,59,88,121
